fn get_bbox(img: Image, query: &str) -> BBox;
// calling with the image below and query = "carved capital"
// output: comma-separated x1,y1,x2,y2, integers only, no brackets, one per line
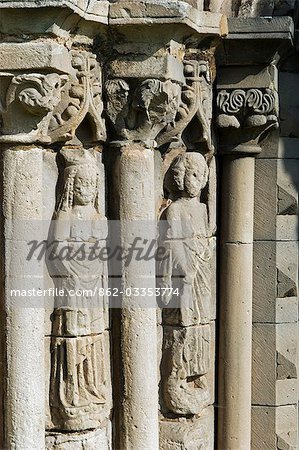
105,77,181,147
216,67,279,154
0,48,106,145
105,55,215,153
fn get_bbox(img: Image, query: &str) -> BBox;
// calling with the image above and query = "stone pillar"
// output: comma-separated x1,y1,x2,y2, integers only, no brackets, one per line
104,4,226,443
218,154,255,449
0,38,109,449
118,143,159,450
0,41,75,449
216,66,279,450
104,66,185,450
3,146,45,450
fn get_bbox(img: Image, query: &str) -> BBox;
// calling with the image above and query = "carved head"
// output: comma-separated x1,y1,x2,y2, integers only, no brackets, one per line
165,152,208,199
57,149,102,213
73,165,98,206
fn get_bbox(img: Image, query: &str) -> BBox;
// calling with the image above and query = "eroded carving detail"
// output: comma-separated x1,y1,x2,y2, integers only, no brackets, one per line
159,152,215,416
160,152,215,326
47,148,111,431
0,51,106,144
158,59,214,154
105,77,181,145
162,326,210,415
105,59,214,151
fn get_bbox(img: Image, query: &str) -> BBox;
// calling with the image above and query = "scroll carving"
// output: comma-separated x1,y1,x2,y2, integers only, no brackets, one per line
216,86,279,152
47,149,111,431
217,88,278,129
0,50,106,144
159,152,215,416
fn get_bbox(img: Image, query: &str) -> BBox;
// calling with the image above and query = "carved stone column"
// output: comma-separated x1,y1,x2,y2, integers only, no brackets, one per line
104,5,224,440
3,144,45,450
0,39,111,448
0,41,76,449
105,61,185,450
216,66,279,450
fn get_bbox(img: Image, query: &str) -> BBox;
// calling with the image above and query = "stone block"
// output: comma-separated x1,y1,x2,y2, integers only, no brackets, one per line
276,322,297,384
0,0,109,22
252,323,298,406
0,42,75,74
252,405,298,450
254,159,277,241
253,241,276,323
160,406,214,450
252,323,276,405
276,297,298,323
276,159,299,241
276,241,298,299
109,55,185,84
277,159,299,210
280,72,299,137
217,64,277,90
252,406,276,450
276,405,298,450
276,215,298,241
109,1,227,36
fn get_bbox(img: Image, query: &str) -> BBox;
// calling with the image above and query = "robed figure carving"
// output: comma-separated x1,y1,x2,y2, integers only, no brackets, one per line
159,151,216,416
160,152,215,326
47,149,111,431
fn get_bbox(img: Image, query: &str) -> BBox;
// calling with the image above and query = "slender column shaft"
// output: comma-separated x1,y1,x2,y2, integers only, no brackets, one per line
218,155,255,450
118,143,159,450
3,147,45,450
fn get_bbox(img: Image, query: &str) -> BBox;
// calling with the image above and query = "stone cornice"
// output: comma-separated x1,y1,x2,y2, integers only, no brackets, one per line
0,0,109,23
218,16,294,65
0,0,227,37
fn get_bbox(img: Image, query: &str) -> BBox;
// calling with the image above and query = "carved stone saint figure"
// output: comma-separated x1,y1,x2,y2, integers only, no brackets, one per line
159,151,215,416
47,149,111,431
160,152,215,326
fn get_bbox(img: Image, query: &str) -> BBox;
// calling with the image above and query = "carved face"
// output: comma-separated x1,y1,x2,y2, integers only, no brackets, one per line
184,156,208,198
73,166,97,206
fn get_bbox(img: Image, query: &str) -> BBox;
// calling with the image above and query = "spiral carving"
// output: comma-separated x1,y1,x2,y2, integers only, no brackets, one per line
217,89,246,114
247,88,276,114
217,88,277,117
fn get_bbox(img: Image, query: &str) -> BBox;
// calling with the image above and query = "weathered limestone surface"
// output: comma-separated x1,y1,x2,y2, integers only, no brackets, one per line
0,1,298,450
3,148,45,450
